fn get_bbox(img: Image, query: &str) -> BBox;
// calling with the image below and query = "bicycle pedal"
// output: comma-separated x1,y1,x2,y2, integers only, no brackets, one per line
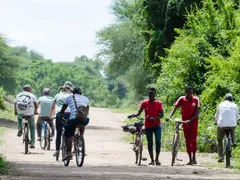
142,158,147,161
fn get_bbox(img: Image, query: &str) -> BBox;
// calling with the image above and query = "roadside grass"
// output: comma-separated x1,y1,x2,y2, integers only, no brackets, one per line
0,127,8,175
0,103,15,121
110,107,138,114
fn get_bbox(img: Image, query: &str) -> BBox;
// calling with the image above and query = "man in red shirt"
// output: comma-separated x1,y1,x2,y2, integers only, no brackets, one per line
129,87,164,165
166,86,200,165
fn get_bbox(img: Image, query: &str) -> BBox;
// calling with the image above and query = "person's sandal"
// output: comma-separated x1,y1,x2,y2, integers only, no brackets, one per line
155,160,161,166
148,161,155,165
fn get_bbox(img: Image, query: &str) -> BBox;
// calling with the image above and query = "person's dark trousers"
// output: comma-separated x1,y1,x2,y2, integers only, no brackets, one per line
145,125,162,154
55,112,70,151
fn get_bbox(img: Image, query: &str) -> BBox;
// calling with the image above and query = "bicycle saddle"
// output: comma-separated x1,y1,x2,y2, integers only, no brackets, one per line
134,121,144,127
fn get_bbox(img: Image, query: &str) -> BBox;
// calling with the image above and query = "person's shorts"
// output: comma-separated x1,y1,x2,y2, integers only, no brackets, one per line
64,117,90,137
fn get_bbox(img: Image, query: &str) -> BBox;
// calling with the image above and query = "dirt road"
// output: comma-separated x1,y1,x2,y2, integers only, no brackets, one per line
0,107,240,180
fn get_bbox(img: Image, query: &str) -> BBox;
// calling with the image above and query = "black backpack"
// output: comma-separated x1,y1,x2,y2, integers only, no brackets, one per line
73,95,89,121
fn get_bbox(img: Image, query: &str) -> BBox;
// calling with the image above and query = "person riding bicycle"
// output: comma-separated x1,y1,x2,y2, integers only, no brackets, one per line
60,86,90,161
129,87,164,166
14,85,38,148
50,81,73,157
215,93,239,163
166,86,200,165
36,88,55,141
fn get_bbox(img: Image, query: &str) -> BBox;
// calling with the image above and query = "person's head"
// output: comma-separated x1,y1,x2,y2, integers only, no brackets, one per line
148,87,156,101
23,85,32,93
43,88,50,96
64,81,73,88
185,86,193,98
225,93,234,101
73,86,82,95
62,85,73,93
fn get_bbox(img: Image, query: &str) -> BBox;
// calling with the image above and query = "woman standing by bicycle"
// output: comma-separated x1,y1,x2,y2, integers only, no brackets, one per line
129,87,164,166
166,86,200,165
50,81,73,157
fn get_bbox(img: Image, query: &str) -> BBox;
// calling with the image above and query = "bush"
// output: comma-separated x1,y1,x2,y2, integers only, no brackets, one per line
0,154,8,175
0,88,5,110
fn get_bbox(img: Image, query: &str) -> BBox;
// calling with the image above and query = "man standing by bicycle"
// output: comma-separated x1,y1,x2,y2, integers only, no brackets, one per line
129,87,164,166
14,85,38,148
36,88,54,141
166,86,200,165
50,81,73,157
215,93,239,163
60,86,90,161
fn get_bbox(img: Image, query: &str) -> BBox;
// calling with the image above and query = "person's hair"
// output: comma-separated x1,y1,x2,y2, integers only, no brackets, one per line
185,85,193,92
43,88,50,96
73,86,82,95
148,87,156,92
225,93,234,101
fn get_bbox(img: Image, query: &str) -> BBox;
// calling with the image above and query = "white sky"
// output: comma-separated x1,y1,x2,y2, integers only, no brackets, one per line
0,0,114,62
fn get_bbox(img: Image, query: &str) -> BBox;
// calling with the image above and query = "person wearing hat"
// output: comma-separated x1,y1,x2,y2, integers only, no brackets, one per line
14,85,38,148
50,81,73,157
215,93,239,163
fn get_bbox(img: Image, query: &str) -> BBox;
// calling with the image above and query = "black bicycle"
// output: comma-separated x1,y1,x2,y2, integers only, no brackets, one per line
61,119,85,167
169,118,188,166
122,116,147,166
22,115,31,154
224,129,233,168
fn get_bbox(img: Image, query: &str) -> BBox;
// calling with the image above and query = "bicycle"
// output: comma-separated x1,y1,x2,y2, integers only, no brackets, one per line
169,118,188,166
22,115,31,154
40,121,51,150
61,118,85,167
122,116,147,166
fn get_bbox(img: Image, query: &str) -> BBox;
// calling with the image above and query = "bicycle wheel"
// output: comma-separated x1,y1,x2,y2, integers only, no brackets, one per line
61,134,70,166
171,133,179,166
134,135,139,164
76,136,85,167
46,125,51,150
40,123,47,149
137,136,143,166
24,124,29,154
225,137,231,168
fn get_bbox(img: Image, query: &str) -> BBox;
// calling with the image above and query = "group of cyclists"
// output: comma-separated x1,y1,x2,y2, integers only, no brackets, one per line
14,82,239,166
14,81,90,161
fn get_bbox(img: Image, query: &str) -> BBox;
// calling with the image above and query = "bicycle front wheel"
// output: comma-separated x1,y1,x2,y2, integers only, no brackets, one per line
24,124,29,154
76,136,85,167
171,133,179,166
46,125,51,150
137,136,143,166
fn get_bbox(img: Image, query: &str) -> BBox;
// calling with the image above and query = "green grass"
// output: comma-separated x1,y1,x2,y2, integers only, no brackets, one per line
0,103,15,121
110,107,138,114
0,128,8,175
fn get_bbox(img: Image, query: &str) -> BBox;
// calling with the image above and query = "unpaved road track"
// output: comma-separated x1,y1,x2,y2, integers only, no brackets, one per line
1,107,240,180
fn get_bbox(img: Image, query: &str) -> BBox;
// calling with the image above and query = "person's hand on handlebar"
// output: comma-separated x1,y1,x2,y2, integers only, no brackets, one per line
127,114,137,119
166,117,170,122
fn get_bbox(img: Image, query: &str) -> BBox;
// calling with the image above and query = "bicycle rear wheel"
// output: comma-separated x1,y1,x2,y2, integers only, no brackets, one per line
76,136,85,167
225,137,231,168
46,125,51,150
40,123,47,149
171,133,179,166
61,134,70,166
24,124,29,154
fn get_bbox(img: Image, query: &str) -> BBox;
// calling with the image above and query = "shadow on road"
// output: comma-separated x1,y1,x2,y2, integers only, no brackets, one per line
0,119,17,129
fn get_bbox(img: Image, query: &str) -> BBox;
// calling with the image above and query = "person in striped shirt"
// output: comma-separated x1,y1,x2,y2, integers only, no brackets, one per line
60,86,90,160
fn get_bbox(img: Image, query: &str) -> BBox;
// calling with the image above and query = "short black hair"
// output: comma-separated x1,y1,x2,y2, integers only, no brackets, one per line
149,87,156,92
185,85,193,92
73,86,82,95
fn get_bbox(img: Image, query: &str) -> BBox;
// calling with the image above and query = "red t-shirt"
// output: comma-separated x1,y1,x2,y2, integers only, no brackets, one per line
140,99,164,128
175,96,200,121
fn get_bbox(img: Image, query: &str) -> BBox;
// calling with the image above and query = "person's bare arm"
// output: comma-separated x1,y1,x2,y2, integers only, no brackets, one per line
34,102,38,115
129,108,143,118
49,101,56,117
189,107,200,122
166,106,178,121
59,104,68,118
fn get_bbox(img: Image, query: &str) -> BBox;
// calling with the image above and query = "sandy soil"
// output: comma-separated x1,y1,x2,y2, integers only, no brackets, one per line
0,107,240,180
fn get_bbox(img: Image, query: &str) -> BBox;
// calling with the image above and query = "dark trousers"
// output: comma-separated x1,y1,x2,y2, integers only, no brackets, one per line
145,125,162,153
55,113,70,151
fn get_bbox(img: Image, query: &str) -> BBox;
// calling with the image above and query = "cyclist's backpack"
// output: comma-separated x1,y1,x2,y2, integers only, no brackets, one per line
16,93,32,114
73,95,89,121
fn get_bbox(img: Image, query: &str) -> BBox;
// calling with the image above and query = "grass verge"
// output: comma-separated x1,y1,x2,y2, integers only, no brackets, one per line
0,103,15,121
110,107,138,114
0,128,8,175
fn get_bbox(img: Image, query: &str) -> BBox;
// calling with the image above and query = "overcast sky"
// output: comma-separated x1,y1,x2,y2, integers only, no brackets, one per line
0,0,114,62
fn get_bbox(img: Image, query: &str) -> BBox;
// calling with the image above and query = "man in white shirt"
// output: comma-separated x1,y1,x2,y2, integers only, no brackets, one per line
215,93,239,162
14,85,38,148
